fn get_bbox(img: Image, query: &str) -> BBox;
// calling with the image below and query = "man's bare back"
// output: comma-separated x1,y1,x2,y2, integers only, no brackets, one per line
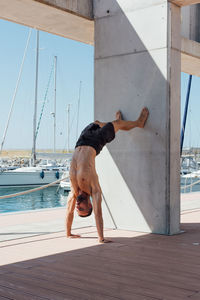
66,107,149,243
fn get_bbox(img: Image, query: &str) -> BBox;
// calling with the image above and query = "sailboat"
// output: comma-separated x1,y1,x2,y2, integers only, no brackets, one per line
0,30,70,187
59,81,82,192
180,75,200,190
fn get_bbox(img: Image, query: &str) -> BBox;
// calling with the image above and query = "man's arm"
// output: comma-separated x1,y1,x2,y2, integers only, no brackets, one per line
92,189,111,243
66,191,80,238
92,190,104,241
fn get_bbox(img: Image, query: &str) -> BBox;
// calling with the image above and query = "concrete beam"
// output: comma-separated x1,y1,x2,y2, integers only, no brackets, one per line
34,0,93,20
0,0,94,44
170,0,200,6
181,37,200,76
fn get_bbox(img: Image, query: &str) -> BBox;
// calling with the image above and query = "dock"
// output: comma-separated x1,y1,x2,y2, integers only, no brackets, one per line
0,195,200,299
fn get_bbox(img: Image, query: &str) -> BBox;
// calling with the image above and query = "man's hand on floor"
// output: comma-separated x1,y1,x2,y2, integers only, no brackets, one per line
67,234,81,238
99,238,112,243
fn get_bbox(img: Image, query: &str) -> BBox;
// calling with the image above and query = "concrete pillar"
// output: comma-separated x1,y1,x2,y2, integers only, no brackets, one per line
94,0,181,235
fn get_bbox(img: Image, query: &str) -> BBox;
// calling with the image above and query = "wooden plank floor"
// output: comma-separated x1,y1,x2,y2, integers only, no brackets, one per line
0,210,200,299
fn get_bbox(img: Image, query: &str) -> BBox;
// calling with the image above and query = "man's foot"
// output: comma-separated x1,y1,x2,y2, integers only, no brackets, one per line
137,107,149,128
115,110,123,120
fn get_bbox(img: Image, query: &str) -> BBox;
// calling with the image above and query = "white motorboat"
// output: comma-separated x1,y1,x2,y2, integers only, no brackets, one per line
180,155,198,175
0,166,68,188
59,171,71,191
181,170,200,186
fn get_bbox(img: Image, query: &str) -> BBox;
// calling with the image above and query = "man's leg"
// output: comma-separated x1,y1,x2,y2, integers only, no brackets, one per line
112,107,149,133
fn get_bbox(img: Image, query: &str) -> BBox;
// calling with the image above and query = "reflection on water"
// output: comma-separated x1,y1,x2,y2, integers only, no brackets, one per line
0,186,69,214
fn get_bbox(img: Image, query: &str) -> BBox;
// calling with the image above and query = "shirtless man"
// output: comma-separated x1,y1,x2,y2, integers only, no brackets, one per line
66,107,149,243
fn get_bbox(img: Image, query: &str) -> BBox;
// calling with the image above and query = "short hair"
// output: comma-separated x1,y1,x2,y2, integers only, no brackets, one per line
79,206,93,218
76,193,93,217
76,193,87,203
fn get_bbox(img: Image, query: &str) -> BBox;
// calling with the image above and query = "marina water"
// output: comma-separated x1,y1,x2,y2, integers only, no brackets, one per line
0,181,199,214
0,186,68,214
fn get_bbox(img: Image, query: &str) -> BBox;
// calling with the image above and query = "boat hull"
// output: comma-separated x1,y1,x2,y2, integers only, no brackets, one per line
60,181,71,191
0,170,63,187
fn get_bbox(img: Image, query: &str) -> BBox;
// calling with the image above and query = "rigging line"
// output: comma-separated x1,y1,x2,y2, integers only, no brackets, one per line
70,110,76,131
62,81,83,152
62,106,76,152
193,124,200,148
101,192,117,229
62,110,76,152
186,110,200,148
63,82,82,152
0,28,32,153
62,114,76,152
76,81,82,141
35,60,54,139
56,60,66,98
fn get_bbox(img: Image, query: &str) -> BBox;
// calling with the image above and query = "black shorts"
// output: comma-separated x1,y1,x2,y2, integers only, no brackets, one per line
75,122,115,155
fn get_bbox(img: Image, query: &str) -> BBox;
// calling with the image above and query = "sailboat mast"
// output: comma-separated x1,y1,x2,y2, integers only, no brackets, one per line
53,56,57,153
67,104,70,152
32,30,39,166
76,81,82,141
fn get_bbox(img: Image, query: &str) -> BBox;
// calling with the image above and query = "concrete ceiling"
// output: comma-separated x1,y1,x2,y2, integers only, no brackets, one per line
0,0,200,76
181,37,200,76
35,0,93,20
0,0,94,45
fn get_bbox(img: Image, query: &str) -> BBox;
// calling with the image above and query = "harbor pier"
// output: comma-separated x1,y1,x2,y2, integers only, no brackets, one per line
1,1,200,298
0,204,200,299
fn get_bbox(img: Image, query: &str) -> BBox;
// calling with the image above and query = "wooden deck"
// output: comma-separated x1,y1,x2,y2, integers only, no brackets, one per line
0,207,200,299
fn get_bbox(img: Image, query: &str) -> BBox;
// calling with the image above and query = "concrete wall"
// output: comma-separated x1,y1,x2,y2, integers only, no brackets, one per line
94,0,181,235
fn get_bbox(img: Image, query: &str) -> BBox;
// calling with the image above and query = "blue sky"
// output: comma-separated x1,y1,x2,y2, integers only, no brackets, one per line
0,19,199,150
181,73,200,149
0,19,94,151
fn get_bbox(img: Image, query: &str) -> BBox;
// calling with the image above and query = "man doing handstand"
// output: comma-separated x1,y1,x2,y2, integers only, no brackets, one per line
66,107,149,243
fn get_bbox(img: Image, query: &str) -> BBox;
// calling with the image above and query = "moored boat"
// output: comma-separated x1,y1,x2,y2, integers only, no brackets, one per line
0,166,68,187
59,171,71,191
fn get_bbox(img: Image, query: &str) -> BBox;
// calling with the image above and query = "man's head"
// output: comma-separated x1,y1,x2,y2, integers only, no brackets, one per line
76,192,93,217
